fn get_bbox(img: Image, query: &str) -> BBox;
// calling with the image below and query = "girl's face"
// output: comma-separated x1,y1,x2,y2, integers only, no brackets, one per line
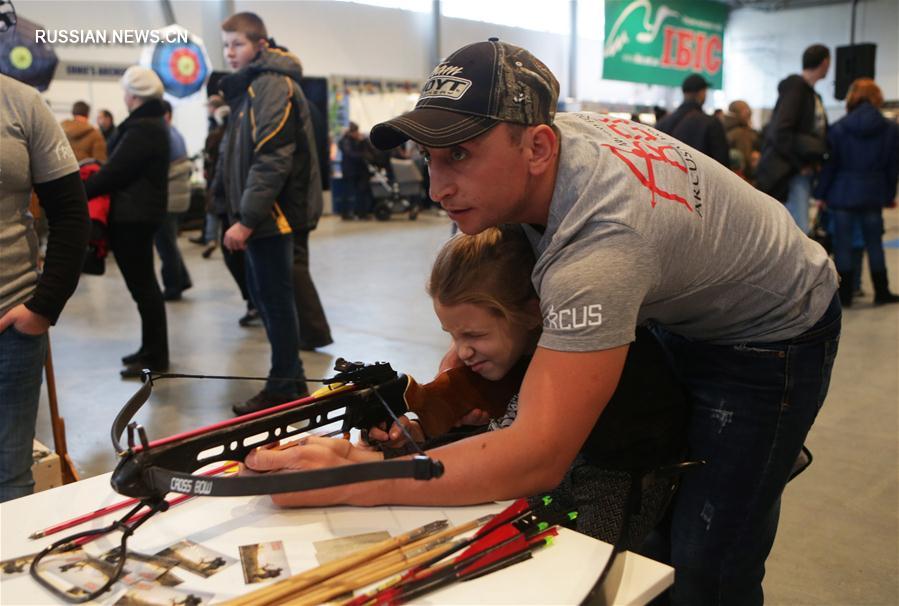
434,301,537,381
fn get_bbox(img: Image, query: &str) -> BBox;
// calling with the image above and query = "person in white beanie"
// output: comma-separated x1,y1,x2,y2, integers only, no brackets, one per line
85,65,171,377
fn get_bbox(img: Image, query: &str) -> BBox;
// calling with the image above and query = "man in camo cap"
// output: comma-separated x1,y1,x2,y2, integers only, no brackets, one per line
247,38,840,606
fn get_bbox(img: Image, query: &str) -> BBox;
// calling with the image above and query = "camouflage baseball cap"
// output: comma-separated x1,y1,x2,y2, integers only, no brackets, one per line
370,38,559,150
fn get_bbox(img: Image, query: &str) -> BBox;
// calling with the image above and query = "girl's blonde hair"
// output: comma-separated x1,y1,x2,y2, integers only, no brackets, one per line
427,225,539,328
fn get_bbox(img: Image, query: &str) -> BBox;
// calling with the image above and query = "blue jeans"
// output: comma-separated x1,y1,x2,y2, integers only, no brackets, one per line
0,326,48,502
244,234,305,395
830,209,887,276
203,212,221,243
785,174,812,234
647,296,841,606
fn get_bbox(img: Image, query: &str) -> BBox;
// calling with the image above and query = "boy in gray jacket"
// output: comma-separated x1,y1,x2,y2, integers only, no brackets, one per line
217,12,323,414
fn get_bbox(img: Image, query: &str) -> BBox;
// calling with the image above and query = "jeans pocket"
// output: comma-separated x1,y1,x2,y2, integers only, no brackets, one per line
731,343,788,359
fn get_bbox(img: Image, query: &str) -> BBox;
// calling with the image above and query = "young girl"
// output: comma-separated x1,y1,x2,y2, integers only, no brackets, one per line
264,225,688,548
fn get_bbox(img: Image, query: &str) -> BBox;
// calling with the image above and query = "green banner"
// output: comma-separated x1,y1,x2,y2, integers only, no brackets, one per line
603,0,729,89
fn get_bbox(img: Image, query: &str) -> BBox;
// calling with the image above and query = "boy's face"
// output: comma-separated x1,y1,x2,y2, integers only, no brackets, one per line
421,124,533,235
222,31,260,71
434,301,535,381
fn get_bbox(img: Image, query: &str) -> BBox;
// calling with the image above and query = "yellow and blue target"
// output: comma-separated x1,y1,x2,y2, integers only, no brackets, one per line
152,40,209,98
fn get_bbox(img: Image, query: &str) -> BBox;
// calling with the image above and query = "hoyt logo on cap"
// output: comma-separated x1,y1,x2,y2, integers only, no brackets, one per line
370,38,559,150
420,65,471,100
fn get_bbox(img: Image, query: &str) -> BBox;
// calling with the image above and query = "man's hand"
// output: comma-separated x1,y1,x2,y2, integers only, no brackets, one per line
243,437,383,507
0,304,50,336
244,436,383,472
223,222,253,251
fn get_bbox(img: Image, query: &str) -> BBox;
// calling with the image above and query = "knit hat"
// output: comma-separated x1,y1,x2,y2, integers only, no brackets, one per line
121,66,164,99
370,38,559,150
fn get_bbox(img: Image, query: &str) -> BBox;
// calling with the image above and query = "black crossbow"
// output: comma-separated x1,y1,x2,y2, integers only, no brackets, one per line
110,358,444,500
30,358,446,603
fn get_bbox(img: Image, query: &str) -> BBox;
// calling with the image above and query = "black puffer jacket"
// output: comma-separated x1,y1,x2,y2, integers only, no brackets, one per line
85,99,169,224
756,75,828,201
656,100,729,167
217,48,323,238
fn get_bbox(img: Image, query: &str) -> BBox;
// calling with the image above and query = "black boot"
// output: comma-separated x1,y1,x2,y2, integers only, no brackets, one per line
872,271,899,305
838,272,854,308
120,354,169,379
121,349,145,365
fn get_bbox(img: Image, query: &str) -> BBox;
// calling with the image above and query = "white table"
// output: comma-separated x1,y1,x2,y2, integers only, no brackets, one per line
1,472,672,605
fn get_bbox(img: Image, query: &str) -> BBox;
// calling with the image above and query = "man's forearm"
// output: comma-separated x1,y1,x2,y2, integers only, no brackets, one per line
29,172,90,324
343,428,561,508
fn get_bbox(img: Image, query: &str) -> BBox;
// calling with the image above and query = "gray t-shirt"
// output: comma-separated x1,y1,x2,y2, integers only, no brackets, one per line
1,75,78,316
527,112,837,350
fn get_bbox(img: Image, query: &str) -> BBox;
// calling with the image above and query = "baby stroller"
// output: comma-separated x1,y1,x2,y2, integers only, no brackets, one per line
369,158,425,221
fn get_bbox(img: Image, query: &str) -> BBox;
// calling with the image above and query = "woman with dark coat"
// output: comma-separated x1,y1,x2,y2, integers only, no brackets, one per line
85,66,171,375
815,78,899,307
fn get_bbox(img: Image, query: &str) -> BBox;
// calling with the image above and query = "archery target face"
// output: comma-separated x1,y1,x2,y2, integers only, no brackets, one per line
10,45,32,70
152,40,208,98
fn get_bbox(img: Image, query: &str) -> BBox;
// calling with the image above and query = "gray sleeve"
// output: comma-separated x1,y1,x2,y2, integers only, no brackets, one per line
28,93,78,184
536,226,659,352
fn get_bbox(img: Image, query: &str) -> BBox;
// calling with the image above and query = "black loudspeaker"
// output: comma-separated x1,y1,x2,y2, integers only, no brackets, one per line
834,43,876,100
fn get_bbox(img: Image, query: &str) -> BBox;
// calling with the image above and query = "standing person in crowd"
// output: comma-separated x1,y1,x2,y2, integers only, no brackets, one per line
293,92,333,350
245,40,841,606
815,78,899,307
96,109,117,144
723,100,760,180
0,74,89,502
657,73,729,167
85,66,170,378
154,100,193,301
756,44,830,233
339,122,374,220
205,101,259,326
218,12,323,414
61,100,107,163
190,95,226,253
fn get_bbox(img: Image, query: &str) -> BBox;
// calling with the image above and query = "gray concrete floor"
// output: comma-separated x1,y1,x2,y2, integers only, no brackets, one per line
34,211,898,605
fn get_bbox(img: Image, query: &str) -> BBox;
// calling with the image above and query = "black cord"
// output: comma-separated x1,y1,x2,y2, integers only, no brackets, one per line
29,499,168,603
146,371,330,384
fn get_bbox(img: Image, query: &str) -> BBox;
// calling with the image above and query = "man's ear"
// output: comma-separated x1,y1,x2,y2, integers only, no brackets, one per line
526,124,558,177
